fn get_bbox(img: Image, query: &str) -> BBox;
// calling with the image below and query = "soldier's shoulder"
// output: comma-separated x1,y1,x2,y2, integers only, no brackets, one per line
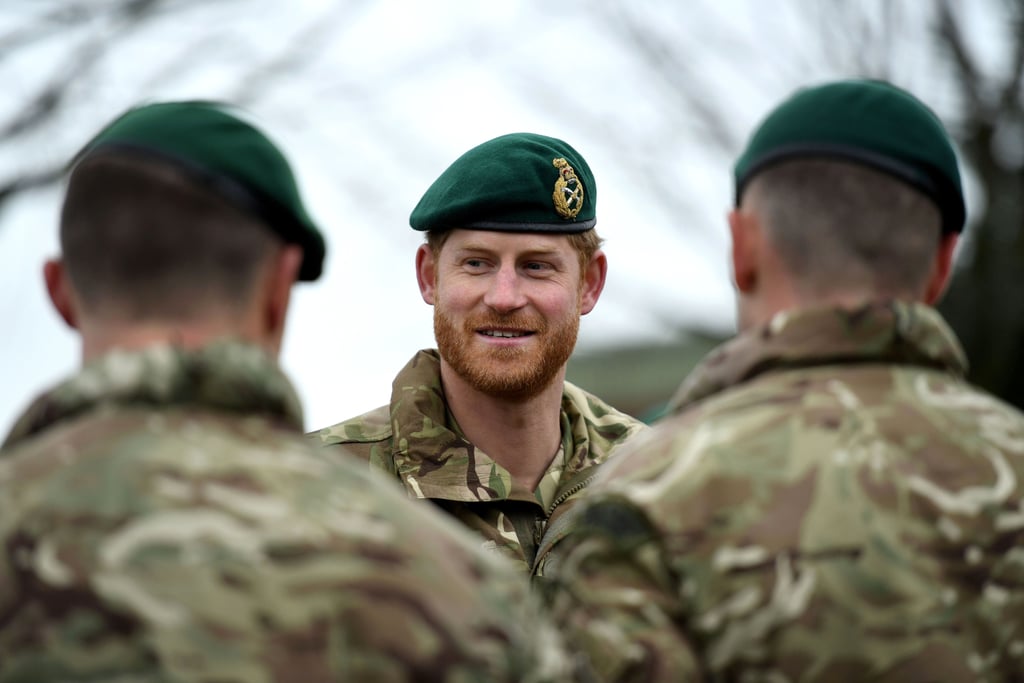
0,412,573,681
310,404,392,446
564,381,646,432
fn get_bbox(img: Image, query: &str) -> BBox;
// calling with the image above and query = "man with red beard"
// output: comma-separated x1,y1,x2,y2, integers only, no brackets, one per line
311,132,646,576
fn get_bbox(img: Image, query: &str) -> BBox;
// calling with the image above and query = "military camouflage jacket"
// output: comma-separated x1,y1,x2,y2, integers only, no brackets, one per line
544,303,1024,682
313,349,646,575
0,342,575,683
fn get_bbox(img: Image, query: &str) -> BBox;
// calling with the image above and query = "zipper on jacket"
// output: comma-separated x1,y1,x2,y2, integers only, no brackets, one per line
546,473,597,516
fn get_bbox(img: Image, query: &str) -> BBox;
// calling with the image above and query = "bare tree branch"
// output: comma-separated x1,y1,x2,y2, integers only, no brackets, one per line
0,167,65,208
0,2,106,57
588,2,743,154
0,0,308,216
935,0,988,116
997,0,1024,112
0,39,106,142
229,0,373,106
0,0,206,143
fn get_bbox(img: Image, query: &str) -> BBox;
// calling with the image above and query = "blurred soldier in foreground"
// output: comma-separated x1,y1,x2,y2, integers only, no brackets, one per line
312,133,645,575
0,102,571,682
543,79,1024,681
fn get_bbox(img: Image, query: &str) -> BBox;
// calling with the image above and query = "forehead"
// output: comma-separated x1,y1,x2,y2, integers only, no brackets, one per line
441,229,573,256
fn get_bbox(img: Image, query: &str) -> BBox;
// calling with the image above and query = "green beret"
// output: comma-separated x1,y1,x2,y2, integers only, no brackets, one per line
410,132,596,233
73,101,326,281
734,79,965,234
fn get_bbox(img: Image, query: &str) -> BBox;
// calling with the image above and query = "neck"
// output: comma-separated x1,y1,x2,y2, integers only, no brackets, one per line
78,318,274,363
744,289,921,331
440,361,565,492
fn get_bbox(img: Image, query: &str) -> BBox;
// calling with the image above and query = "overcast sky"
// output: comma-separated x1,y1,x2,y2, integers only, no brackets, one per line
0,0,1004,435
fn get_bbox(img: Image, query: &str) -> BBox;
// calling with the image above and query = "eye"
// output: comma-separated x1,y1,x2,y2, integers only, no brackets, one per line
462,257,490,272
523,261,554,274
528,259,561,270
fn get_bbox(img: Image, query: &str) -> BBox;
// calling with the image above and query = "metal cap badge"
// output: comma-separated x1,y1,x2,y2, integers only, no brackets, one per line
552,158,584,220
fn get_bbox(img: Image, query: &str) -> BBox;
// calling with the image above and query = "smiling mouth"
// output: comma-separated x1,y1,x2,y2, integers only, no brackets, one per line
479,329,533,338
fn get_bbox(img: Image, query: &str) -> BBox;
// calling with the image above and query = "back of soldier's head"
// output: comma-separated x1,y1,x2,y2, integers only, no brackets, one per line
62,155,278,321
60,101,326,323
733,79,965,299
743,158,943,298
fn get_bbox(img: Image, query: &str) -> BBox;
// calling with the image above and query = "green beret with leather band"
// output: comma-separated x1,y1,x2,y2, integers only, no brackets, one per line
410,132,596,233
734,79,965,234
73,101,326,281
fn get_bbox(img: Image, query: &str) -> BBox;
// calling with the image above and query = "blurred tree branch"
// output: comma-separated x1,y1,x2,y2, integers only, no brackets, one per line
0,0,362,215
933,0,1024,407
0,0,199,143
0,0,208,207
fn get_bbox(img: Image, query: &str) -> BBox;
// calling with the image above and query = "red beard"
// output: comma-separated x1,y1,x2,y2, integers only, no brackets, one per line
434,308,580,401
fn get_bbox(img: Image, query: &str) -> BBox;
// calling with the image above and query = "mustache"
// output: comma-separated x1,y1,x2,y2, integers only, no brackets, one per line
465,313,547,332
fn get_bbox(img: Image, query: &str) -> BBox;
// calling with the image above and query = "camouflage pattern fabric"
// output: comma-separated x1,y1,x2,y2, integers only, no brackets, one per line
312,349,646,575
543,302,1024,682
0,341,575,683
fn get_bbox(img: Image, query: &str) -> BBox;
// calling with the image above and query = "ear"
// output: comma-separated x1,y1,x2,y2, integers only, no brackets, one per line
415,243,437,305
43,258,79,329
728,208,760,294
923,232,959,305
579,249,608,315
264,245,303,343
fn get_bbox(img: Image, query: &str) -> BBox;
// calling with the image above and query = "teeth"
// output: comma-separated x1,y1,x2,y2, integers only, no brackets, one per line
482,330,525,338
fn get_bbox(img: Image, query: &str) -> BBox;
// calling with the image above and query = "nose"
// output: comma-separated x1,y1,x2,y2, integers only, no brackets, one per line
483,265,527,313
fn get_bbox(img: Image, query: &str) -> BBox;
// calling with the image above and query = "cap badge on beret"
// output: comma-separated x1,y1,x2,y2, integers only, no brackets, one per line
552,157,584,219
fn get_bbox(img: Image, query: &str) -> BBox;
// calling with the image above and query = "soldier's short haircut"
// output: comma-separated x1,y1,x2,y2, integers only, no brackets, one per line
746,159,943,298
60,153,282,321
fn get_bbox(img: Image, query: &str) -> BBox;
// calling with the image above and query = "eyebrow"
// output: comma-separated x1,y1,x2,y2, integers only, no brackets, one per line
452,242,564,257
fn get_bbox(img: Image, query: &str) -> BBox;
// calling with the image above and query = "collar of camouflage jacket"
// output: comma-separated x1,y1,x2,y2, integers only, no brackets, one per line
2,341,305,449
668,301,968,413
388,349,644,505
